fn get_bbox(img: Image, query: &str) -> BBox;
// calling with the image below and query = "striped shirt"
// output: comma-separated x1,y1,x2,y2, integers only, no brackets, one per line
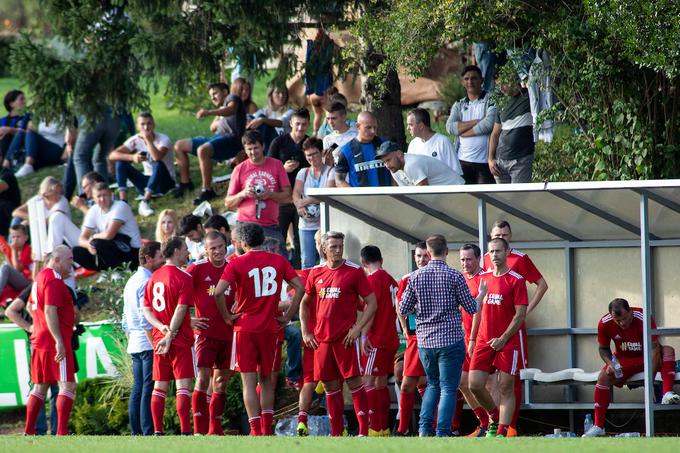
399,259,479,348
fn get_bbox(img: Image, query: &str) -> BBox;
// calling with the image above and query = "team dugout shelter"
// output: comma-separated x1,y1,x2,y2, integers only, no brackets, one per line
309,180,680,437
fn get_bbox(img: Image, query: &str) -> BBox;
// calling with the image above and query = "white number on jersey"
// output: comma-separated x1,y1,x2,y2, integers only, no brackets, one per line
248,266,278,297
152,282,166,311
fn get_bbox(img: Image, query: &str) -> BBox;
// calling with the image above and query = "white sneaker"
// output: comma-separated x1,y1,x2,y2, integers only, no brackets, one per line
15,163,34,177
138,200,154,217
582,425,606,437
661,391,680,404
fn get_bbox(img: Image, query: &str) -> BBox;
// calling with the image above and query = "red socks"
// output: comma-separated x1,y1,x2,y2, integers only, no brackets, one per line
487,406,500,424
452,389,464,431
417,384,427,399
261,410,274,435
326,390,345,436
176,388,192,434
594,384,610,428
351,385,369,436
497,423,509,437
298,410,308,426
208,392,225,435
510,374,522,428
472,406,489,428
151,388,167,433
398,390,415,433
24,391,45,435
378,387,390,431
192,389,209,435
56,390,75,435
662,348,676,394
248,416,262,436
365,386,378,431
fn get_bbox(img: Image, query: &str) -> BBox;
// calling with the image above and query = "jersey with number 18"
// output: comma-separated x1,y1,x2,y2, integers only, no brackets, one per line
143,264,194,347
220,250,298,333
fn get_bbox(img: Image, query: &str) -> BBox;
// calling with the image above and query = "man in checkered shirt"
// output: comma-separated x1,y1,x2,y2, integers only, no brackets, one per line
399,234,485,437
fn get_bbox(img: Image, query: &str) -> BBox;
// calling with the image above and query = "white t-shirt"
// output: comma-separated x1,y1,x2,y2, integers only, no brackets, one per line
38,121,66,148
295,165,336,230
185,237,205,262
459,98,490,163
392,153,465,186
408,133,463,176
322,126,358,152
82,200,142,248
123,132,176,180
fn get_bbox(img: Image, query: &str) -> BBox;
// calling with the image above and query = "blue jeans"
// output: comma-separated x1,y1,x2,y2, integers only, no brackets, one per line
418,340,466,437
299,228,319,269
73,111,120,191
6,131,63,169
129,350,154,435
284,324,302,381
115,160,175,196
35,384,59,435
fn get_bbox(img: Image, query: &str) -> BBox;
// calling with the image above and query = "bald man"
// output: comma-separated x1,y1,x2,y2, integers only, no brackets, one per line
334,111,392,188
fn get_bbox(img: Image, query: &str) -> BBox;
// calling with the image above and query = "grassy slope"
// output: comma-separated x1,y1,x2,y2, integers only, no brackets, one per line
1,436,679,452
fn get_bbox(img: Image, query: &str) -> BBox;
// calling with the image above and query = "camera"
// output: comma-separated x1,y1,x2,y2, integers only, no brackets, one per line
252,183,266,195
305,204,320,218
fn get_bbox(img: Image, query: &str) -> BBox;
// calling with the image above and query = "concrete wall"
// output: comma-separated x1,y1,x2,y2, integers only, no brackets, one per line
328,205,680,403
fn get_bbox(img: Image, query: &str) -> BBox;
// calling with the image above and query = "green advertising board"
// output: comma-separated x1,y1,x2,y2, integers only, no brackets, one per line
0,321,123,409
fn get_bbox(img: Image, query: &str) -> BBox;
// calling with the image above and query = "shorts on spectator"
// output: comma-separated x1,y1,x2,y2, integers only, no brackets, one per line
31,348,75,383
194,335,231,370
314,339,362,382
230,330,278,376
153,344,196,381
190,135,242,161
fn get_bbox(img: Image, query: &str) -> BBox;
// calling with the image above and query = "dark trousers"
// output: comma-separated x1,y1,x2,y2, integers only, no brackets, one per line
73,238,139,271
460,160,496,185
129,350,154,435
278,203,301,268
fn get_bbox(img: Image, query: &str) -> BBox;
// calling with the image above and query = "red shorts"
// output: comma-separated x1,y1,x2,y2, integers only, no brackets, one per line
30,348,75,384
303,345,316,384
314,339,362,382
403,337,426,378
153,344,196,381
230,330,277,376
270,339,283,374
462,353,471,372
470,341,523,376
604,356,644,387
195,335,231,370
362,347,397,376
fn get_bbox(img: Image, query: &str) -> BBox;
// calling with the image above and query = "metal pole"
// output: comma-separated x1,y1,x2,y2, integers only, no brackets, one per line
565,247,577,431
640,193,655,437
320,201,330,234
477,198,487,255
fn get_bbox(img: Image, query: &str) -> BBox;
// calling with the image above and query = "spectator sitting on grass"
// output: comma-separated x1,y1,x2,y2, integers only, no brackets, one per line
155,209,179,245
180,214,205,263
109,112,176,218
70,171,105,216
2,120,73,178
0,164,21,238
0,224,32,306
0,90,30,162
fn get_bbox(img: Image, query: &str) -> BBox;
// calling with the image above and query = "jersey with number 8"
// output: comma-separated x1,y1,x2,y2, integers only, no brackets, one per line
143,264,194,347
220,250,298,333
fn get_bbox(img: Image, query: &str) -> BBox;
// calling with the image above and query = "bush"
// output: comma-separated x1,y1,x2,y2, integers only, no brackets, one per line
71,378,129,435
437,73,466,109
0,35,16,78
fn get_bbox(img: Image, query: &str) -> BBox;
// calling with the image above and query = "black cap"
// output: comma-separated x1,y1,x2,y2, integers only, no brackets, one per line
375,140,401,159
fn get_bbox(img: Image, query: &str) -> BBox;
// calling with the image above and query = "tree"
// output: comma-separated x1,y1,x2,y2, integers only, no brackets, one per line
354,0,680,180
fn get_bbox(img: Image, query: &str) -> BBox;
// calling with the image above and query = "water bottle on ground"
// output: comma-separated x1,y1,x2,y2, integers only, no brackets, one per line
584,413,594,434
615,432,640,437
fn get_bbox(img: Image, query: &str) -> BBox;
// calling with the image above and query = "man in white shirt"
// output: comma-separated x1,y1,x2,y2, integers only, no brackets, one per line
322,102,357,157
109,112,176,217
446,66,497,184
407,108,463,177
375,141,465,186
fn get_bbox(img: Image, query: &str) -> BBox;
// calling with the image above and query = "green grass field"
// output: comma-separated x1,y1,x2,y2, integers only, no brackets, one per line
2,436,679,453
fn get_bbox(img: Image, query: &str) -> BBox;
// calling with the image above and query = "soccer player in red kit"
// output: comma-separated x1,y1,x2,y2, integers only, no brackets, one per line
214,222,304,436
142,237,195,435
582,298,679,437
395,242,430,435
188,231,235,435
24,245,76,436
483,220,548,436
360,245,398,437
457,243,490,437
300,231,378,437
469,237,527,438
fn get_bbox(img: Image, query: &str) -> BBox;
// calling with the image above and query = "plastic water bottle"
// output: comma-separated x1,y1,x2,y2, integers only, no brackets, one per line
615,432,640,437
584,414,594,434
611,355,624,379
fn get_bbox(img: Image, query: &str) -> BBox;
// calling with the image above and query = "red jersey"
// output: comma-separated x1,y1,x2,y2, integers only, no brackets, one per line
30,268,74,351
478,269,528,347
143,264,194,348
484,249,542,284
306,260,373,343
597,308,656,359
463,269,484,343
220,250,297,333
366,268,399,350
187,259,234,341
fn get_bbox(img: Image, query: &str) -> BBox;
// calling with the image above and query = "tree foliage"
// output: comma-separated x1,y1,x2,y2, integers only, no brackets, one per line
355,0,680,180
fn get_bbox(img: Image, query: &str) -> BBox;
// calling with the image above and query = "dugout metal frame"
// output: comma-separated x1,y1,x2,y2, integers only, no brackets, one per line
310,180,680,437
